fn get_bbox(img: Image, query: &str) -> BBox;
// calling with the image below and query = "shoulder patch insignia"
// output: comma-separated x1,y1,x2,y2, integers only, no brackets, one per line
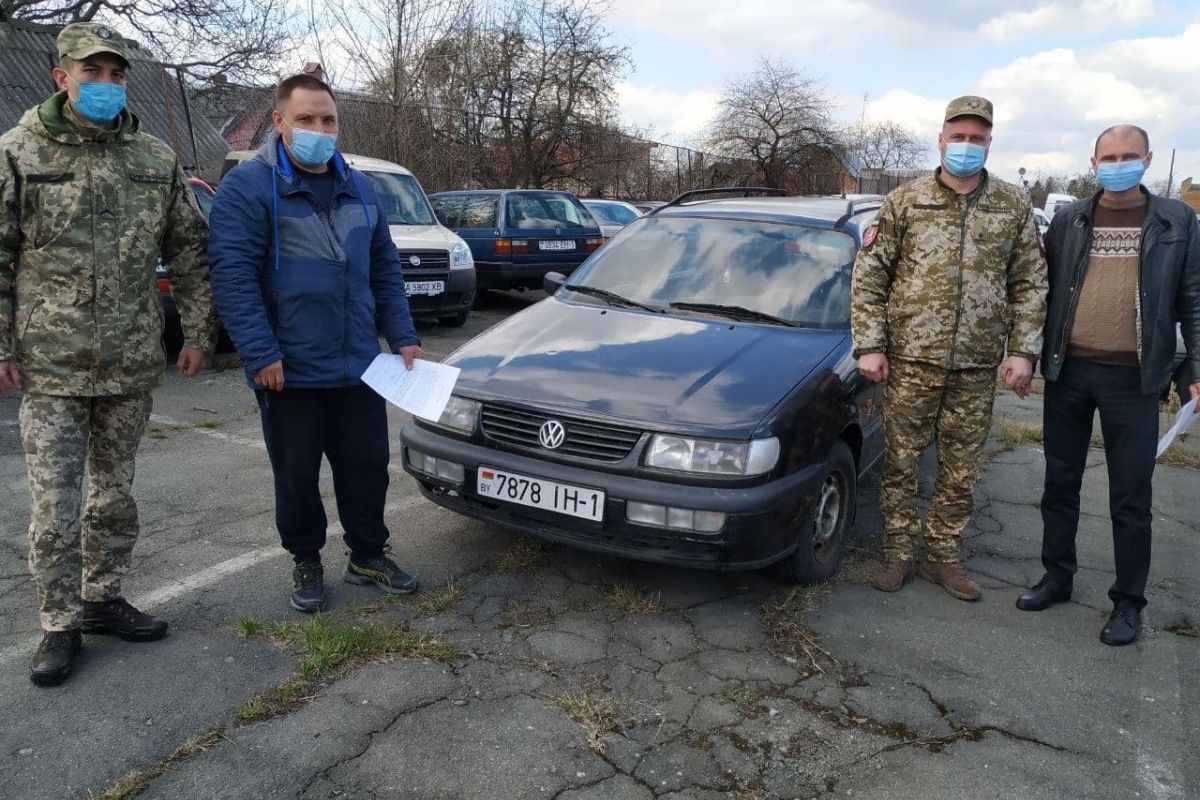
862,222,879,249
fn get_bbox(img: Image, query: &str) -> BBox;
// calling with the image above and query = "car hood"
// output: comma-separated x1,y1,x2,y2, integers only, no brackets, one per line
446,298,846,436
388,224,460,250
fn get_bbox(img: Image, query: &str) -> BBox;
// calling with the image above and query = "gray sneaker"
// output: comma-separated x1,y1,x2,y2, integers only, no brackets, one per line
291,560,327,612
344,552,418,595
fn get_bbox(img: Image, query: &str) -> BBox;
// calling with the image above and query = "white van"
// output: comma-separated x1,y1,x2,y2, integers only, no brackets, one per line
1044,193,1077,220
220,151,476,327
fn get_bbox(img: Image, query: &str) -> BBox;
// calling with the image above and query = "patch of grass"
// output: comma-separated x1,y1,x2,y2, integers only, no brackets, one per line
603,582,662,614
237,614,462,724
761,586,837,677
548,689,621,750
409,580,464,616
92,728,224,800
990,418,1043,447
1163,618,1199,638
195,418,220,429
1158,447,1200,470
565,597,589,614
721,685,758,705
497,537,546,574
236,617,265,638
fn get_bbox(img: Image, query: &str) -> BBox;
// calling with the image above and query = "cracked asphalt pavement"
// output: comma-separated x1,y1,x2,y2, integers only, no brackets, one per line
0,291,1196,799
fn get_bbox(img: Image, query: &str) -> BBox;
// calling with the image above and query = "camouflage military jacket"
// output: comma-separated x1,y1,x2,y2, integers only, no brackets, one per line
851,169,1047,370
0,92,215,396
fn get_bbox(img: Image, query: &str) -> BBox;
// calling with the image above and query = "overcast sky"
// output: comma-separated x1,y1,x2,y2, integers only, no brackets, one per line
609,0,1200,186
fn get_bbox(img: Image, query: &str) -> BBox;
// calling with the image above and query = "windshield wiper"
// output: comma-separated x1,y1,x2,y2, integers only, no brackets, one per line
563,284,663,313
669,302,798,327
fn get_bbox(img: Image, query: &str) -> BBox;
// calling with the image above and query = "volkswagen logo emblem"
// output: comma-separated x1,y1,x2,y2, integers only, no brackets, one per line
409,255,422,267
538,420,566,450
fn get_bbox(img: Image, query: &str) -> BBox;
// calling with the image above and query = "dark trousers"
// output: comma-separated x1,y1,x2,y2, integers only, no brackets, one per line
1040,360,1158,608
256,385,390,563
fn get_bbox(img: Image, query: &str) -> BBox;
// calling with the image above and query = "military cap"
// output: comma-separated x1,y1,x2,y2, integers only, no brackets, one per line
944,95,993,126
56,22,132,66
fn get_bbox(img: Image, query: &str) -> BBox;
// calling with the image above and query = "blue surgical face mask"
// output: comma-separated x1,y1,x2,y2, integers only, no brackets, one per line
943,142,987,177
1096,159,1146,192
287,124,337,167
70,78,126,124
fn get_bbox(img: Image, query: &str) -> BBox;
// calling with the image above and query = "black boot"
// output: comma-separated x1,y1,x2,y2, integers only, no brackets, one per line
291,559,327,612
81,598,169,642
1100,602,1142,647
1016,576,1073,611
30,630,82,687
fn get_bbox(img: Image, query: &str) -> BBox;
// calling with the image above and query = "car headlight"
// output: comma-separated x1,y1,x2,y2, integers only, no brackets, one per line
449,240,474,270
645,435,780,476
434,395,480,434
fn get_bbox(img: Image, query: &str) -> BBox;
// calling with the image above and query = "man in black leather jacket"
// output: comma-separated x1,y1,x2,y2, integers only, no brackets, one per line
1016,125,1200,646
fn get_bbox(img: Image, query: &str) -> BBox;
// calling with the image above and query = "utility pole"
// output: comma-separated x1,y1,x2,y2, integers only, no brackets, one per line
1166,148,1176,197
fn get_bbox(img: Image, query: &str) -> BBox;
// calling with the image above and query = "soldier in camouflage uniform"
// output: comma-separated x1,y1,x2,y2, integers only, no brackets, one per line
851,96,1047,601
0,23,216,686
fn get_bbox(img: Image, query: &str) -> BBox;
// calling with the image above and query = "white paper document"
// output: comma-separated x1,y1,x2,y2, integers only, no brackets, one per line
362,354,460,421
1156,396,1199,458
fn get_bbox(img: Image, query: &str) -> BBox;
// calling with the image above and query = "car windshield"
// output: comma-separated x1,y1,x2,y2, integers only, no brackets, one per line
568,216,857,329
363,171,435,226
506,192,594,229
586,202,638,225
190,185,213,221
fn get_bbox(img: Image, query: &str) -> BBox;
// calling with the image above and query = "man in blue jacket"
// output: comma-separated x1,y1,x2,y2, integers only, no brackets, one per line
208,74,423,611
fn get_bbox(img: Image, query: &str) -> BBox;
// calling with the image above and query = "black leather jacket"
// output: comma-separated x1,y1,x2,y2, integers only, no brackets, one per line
1040,188,1200,396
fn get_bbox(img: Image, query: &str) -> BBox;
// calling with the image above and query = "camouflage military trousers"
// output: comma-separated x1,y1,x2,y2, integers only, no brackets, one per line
19,391,153,631
880,358,996,564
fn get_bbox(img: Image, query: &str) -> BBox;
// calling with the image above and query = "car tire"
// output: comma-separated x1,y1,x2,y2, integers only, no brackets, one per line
439,309,470,328
777,439,857,585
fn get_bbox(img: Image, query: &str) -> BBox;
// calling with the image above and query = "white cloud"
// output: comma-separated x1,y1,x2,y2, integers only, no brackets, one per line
977,0,1158,44
616,81,721,144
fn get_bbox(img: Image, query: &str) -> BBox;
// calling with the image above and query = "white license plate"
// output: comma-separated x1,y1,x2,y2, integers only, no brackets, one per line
476,467,604,522
539,240,576,252
405,280,445,296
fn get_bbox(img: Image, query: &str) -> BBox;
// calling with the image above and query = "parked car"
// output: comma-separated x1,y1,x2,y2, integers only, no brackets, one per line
1033,207,1050,236
1044,192,1077,219
633,200,667,214
219,150,476,327
581,198,642,238
401,189,886,583
430,189,605,293
158,178,228,354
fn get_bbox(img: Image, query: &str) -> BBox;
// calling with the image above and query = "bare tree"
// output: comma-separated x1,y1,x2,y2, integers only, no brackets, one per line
705,56,839,189
856,121,927,171
1,0,292,82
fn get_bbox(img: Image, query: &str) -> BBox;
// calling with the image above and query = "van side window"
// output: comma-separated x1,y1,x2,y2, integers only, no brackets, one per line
461,195,499,228
431,196,465,228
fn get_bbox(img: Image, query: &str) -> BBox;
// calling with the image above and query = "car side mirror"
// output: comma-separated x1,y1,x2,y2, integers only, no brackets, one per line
543,271,566,294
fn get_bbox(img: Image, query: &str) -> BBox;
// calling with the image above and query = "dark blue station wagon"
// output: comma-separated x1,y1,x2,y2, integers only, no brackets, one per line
430,189,605,291
403,190,886,583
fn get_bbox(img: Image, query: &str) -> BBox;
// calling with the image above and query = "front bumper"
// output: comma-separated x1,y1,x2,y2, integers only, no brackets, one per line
405,267,475,316
400,422,827,570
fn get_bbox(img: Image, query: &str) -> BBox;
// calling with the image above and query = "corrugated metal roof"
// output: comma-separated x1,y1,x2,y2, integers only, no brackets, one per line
0,20,230,176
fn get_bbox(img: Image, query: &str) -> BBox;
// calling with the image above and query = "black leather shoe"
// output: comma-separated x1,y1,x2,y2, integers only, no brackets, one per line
1016,576,1072,611
1100,603,1142,647
81,598,168,642
291,560,327,612
30,630,82,687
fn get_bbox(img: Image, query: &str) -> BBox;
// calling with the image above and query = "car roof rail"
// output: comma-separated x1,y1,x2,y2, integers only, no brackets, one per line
833,196,885,229
648,186,788,215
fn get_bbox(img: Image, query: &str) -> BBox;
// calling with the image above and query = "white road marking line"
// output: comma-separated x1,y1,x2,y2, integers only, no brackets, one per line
0,492,437,666
150,413,266,451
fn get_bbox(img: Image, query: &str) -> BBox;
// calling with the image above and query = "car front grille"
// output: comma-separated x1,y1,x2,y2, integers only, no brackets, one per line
480,404,642,462
396,249,450,270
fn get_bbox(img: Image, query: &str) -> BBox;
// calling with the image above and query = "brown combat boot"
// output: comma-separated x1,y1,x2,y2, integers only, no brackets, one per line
870,560,914,593
919,561,982,601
